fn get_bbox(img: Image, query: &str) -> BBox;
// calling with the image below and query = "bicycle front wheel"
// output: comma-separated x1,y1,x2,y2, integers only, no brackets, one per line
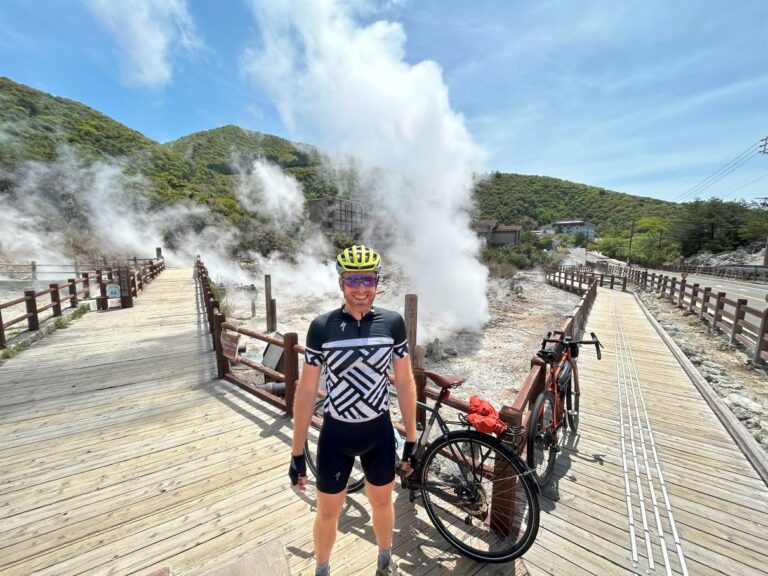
304,398,366,493
419,430,540,562
527,391,557,487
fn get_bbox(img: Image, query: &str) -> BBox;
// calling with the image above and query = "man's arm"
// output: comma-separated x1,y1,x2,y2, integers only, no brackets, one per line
291,363,322,455
289,363,321,490
392,356,417,443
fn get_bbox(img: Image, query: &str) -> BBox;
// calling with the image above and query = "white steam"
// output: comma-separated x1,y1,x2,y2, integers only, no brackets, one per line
236,158,338,296
242,0,489,331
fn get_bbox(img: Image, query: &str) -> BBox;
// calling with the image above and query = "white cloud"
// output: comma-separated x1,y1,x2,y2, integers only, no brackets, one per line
83,0,202,88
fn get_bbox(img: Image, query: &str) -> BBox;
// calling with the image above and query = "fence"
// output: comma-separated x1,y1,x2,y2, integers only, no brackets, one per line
659,264,768,284
0,254,165,349
633,271,767,365
548,267,627,292
197,257,601,434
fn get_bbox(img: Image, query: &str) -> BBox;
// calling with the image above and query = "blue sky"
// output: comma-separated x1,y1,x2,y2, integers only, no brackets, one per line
2,0,767,204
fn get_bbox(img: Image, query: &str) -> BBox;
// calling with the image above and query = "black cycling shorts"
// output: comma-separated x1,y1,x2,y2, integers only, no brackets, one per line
316,411,396,494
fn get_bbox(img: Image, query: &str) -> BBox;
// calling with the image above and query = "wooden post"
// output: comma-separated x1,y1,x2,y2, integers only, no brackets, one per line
31,261,37,281
642,270,648,290
689,284,699,313
753,308,768,365
0,309,5,349
699,287,712,321
712,291,726,331
119,267,133,308
213,310,229,378
50,283,62,317
68,278,78,308
668,277,677,301
413,344,426,427
677,278,686,308
251,295,256,318
283,332,299,417
405,294,418,365
621,276,627,292
265,275,274,331
729,299,748,345
82,273,90,299
156,247,163,259
98,282,108,310
599,273,604,287
609,275,615,290
25,290,39,331
661,276,668,298
268,299,276,332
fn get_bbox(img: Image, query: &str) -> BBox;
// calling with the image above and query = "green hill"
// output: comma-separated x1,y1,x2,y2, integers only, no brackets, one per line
1,76,763,263
473,172,680,233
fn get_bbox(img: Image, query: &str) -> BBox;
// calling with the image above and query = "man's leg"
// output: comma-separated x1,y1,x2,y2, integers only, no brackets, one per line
314,489,346,564
365,480,395,550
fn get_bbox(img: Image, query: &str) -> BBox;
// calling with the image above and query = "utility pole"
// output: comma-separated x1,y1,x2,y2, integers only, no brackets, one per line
627,219,635,265
759,197,768,265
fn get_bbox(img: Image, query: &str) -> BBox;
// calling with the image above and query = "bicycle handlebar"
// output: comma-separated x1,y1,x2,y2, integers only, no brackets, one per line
540,331,604,360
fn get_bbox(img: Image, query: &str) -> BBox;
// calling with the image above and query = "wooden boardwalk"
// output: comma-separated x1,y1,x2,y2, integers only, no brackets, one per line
525,287,768,576
0,268,525,576
1,271,765,575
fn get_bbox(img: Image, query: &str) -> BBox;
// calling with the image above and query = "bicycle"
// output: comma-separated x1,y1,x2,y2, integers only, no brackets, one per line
305,370,540,563
526,330,603,488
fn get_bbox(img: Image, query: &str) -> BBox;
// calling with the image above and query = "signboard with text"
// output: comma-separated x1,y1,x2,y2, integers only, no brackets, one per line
221,331,241,362
106,284,121,298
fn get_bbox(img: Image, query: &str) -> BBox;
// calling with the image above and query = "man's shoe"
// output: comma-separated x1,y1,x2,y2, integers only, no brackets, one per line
374,559,398,576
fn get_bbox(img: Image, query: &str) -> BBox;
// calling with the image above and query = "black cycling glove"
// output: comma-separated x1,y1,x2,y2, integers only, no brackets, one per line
401,441,418,469
288,453,306,487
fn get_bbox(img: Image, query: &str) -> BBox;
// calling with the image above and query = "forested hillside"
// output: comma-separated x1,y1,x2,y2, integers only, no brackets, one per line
1,76,765,264
474,172,680,233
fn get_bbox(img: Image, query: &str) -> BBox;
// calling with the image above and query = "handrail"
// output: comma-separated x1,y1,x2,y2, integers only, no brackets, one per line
0,255,166,349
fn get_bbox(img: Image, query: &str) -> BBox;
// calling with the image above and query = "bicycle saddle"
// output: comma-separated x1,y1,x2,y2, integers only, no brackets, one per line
424,370,465,388
536,347,559,364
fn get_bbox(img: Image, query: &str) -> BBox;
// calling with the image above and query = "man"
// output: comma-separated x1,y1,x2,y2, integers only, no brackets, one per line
289,245,418,576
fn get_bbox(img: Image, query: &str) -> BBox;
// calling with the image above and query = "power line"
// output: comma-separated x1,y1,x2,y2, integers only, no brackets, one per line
718,167,768,199
674,139,762,202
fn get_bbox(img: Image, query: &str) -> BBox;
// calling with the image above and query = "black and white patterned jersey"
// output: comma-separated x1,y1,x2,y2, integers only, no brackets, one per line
304,306,409,422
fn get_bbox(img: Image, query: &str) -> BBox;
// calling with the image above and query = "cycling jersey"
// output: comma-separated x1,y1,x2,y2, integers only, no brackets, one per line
304,306,408,422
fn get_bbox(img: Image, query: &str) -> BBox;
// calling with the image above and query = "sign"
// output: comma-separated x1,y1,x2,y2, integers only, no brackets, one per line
262,332,284,371
221,331,241,362
106,284,121,298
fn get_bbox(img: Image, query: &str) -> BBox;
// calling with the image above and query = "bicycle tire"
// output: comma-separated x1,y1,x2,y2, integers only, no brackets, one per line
418,430,540,562
304,398,366,493
565,372,579,433
526,391,557,487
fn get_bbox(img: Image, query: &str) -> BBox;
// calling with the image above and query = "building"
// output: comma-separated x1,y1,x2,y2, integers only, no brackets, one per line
471,219,522,247
306,197,369,237
549,219,596,241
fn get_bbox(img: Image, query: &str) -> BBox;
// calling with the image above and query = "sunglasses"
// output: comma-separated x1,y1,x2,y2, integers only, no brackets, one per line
343,274,378,288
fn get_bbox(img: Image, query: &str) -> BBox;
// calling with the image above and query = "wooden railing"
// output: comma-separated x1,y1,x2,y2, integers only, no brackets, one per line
197,257,601,438
637,271,767,365
548,267,627,292
659,264,768,284
0,256,165,349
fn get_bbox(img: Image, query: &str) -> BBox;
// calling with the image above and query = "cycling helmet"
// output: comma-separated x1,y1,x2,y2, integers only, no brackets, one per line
336,245,382,274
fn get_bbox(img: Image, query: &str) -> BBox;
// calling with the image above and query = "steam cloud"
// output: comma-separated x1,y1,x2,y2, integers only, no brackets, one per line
242,0,489,331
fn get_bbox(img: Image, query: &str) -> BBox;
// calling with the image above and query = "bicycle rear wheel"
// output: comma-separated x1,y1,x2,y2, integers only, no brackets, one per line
304,398,366,493
418,430,540,562
565,373,579,433
526,391,557,487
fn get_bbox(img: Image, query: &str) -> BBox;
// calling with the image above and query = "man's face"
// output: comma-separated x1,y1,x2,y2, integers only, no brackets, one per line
339,272,378,316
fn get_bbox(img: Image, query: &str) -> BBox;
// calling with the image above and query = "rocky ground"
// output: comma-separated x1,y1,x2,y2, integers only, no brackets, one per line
636,289,768,451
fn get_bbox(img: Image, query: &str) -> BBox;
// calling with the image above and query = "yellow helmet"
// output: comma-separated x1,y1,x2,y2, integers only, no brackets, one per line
336,245,382,274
